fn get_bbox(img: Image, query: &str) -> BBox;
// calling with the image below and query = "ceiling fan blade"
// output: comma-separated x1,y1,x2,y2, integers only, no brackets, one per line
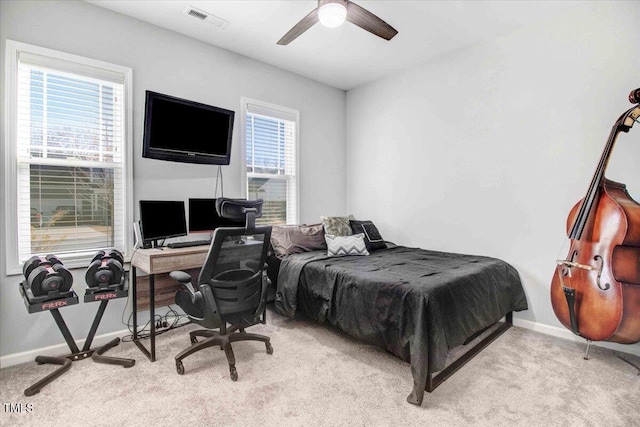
277,8,319,45
345,1,398,41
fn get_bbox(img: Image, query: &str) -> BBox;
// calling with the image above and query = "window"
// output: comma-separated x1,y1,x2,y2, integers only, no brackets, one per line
3,40,133,274
242,99,299,225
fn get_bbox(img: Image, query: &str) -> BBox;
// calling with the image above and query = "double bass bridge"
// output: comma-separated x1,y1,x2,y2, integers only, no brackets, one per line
556,259,594,273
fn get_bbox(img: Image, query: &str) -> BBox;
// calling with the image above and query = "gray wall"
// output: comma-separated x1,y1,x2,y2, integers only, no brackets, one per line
0,0,346,359
2,0,639,362
346,2,640,353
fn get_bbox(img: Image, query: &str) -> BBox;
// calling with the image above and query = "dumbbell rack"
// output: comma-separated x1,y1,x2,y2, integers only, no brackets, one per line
19,277,135,396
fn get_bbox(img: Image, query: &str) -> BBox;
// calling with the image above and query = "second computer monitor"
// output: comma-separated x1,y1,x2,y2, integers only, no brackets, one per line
188,198,243,233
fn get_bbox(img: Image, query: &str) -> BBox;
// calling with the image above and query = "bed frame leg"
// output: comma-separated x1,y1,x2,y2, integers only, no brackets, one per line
425,312,513,393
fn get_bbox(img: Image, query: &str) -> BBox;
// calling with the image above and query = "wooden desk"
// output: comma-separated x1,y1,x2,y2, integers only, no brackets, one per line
130,245,209,362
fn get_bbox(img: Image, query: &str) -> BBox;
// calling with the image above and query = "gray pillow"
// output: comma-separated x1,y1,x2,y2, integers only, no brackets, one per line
321,214,355,236
270,223,326,259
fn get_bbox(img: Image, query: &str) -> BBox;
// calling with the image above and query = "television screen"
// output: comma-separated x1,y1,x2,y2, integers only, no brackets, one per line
142,91,234,165
139,200,187,244
188,198,243,233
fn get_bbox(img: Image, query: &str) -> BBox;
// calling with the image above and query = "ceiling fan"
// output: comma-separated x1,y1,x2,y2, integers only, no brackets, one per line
277,0,398,46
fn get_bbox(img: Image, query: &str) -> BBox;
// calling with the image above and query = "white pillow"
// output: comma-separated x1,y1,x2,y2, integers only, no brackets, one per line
325,233,370,257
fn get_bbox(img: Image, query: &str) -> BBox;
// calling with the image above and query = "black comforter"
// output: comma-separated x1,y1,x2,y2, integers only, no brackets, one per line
274,245,528,405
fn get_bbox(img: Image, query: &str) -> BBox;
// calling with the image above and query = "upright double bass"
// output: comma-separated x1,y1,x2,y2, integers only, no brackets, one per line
551,89,640,346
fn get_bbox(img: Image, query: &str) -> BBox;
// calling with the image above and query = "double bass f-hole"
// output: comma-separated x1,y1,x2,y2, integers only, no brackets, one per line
592,255,610,291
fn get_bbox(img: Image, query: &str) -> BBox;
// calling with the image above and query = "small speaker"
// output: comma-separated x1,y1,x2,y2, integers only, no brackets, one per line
133,221,144,249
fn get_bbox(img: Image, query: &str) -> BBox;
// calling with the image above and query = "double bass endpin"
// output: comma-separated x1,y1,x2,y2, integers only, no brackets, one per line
584,340,591,360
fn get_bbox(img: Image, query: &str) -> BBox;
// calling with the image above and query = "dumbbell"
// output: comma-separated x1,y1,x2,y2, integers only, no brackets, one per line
85,249,124,288
22,255,73,296
88,249,124,266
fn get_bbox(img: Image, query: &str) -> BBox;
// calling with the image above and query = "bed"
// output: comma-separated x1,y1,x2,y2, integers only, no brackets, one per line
270,243,528,405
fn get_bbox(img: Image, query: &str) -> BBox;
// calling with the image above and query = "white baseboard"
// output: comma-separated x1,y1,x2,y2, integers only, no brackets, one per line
2,320,638,368
0,328,130,369
513,317,640,357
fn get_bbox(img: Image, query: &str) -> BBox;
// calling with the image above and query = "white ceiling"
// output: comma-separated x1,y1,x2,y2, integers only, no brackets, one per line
88,0,583,91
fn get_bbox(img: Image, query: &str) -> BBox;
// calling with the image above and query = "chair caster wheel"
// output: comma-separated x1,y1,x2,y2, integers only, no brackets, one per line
230,366,238,381
176,360,185,375
266,342,273,355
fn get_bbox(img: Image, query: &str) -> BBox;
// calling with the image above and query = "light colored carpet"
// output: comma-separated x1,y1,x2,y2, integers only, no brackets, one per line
1,307,638,427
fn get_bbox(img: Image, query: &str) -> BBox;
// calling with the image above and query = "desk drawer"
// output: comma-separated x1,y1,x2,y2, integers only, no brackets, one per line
149,251,207,274
131,247,209,274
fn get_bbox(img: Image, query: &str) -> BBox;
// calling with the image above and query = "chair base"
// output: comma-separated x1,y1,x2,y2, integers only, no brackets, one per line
175,327,272,380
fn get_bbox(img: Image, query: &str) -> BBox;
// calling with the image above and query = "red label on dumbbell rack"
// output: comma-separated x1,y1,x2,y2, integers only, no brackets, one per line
83,287,128,303
42,300,69,310
19,283,79,314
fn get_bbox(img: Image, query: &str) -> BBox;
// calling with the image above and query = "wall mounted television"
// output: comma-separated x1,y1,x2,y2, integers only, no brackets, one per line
142,91,235,165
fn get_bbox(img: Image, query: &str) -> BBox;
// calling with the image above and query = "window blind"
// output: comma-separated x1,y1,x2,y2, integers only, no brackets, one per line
245,105,297,225
15,55,126,261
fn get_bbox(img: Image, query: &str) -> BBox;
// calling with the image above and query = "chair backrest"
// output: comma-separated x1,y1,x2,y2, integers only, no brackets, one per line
197,199,271,322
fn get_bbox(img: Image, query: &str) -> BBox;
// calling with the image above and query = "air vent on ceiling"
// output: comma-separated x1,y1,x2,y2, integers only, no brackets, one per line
182,6,229,29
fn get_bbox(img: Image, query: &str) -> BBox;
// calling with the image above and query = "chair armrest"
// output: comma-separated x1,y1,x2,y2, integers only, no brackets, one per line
200,284,222,330
253,267,270,320
170,270,192,284
170,270,199,304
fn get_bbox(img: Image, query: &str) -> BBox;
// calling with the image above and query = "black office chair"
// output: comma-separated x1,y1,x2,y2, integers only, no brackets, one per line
170,198,273,381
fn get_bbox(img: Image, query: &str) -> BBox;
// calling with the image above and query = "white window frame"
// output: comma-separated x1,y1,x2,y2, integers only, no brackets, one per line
240,97,300,224
3,40,134,275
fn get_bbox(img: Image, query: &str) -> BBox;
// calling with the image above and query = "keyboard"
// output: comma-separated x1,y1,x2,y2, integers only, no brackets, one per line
166,240,211,249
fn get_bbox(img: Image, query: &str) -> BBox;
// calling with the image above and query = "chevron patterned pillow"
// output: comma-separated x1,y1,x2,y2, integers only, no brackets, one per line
325,233,370,257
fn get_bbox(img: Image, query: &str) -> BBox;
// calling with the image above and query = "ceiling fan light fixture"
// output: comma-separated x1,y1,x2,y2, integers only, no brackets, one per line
318,2,347,28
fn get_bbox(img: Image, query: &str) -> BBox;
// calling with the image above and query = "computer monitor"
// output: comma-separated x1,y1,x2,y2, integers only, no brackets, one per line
139,200,187,247
188,198,243,233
